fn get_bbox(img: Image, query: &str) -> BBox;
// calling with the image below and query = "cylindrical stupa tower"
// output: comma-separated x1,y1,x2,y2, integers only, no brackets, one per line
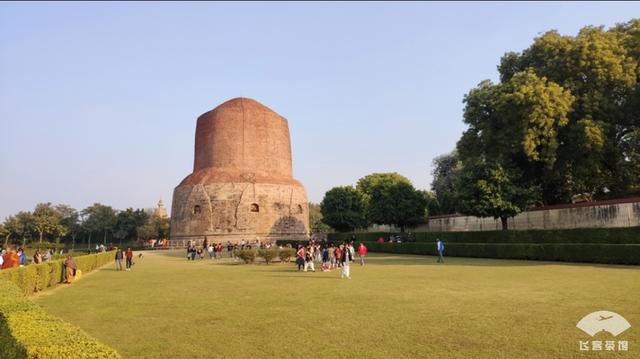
170,98,309,245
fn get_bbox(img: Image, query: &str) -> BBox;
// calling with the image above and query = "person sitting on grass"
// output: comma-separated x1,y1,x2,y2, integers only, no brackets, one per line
64,255,77,283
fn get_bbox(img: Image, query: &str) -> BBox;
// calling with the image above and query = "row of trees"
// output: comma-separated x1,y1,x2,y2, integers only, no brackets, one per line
0,202,170,248
428,20,640,229
318,173,427,232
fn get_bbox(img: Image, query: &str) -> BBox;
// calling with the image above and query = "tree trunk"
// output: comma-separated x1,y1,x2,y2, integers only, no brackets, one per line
500,217,508,230
71,234,76,250
88,232,92,251
39,230,43,244
103,230,107,245
4,234,10,248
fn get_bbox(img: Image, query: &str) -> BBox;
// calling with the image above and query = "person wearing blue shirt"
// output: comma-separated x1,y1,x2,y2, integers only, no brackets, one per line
436,239,445,263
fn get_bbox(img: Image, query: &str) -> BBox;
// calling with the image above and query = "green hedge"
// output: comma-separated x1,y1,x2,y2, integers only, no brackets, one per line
0,280,120,358
330,226,640,244
362,242,640,265
0,251,116,296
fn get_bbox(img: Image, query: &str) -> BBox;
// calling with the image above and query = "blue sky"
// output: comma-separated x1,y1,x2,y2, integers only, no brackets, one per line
1,2,638,219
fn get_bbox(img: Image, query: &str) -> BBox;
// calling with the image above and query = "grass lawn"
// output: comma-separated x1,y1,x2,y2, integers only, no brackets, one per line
35,251,639,358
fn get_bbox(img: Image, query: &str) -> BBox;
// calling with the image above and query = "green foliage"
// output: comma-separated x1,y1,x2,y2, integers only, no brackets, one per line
361,242,640,265
0,280,121,358
0,251,116,296
234,249,257,264
81,203,117,245
257,247,280,264
430,152,462,214
277,247,296,262
366,179,427,231
330,226,640,245
308,202,333,233
320,186,368,232
456,159,539,229
356,173,412,200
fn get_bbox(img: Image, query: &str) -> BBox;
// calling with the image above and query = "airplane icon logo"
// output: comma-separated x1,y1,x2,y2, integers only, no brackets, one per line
577,311,631,337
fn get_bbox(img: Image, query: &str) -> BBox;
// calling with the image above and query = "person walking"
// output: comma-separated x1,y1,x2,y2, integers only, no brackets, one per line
437,238,445,263
115,248,123,271
357,243,368,266
125,247,134,271
340,243,353,279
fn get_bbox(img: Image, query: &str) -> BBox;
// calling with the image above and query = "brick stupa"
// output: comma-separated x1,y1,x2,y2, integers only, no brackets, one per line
170,98,309,245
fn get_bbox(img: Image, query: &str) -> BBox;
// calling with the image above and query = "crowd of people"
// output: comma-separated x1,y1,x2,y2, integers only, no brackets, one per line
185,237,278,261
0,247,67,269
295,241,368,279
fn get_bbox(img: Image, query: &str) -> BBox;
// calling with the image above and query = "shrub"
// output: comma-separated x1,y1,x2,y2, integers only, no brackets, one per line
258,247,280,264
278,248,296,262
234,249,257,264
329,226,640,245
362,242,640,265
0,251,115,296
0,280,121,358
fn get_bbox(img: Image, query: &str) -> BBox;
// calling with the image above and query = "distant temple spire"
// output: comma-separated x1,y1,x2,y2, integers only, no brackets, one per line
154,198,168,218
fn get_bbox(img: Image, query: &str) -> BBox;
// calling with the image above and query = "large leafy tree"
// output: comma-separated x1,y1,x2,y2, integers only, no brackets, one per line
365,179,427,232
430,151,462,214
32,202,67,244
56,204,80,248
114,208,149,244
356,173,412,200
456,159,539,230
81,203,117,246
320,186,368,232
497,21,639,201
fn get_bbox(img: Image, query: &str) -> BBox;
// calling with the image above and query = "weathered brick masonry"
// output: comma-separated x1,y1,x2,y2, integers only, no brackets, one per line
170,98,309,245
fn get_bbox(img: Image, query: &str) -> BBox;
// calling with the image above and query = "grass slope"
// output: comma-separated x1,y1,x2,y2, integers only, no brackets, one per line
35,251,639,358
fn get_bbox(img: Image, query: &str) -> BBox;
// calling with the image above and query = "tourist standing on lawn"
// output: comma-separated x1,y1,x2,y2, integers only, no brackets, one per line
437,239,445,263
295,245,305,271
340,243,352,279
126,247,133,271
358,243,368,266
304,246,316,272
115,248,123,271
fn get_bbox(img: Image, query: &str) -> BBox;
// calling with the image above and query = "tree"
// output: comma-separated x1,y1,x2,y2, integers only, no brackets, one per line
456,68,574,219
32,202,66,244
456,159,539,230
430,151,462,214
366,179,427,232
320,186,368,232
14,211,34,246
356,173,412,201
114,208,149,244
496,21,639,201
308,202,332,234
81,203,117,247
56,204,80,249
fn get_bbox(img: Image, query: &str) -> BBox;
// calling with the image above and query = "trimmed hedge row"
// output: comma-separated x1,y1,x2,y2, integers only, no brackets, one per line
0,279,121,358
362,242,640,265
0,251,116,296
329,226,640,244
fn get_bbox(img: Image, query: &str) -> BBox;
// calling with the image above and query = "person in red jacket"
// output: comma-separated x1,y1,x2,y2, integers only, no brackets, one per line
126,248,134,271
358,243,368,266
376,237,384,244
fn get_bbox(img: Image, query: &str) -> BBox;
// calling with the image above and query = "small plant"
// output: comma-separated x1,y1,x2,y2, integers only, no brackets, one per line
278,248,296,263
258,247,280,264
234,249,257,264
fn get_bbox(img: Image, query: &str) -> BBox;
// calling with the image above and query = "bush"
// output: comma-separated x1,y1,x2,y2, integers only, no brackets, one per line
0,280,121,358
278,248,296,262
234,249,257,264
362,242,640,265
258,247,280,264
0,251,115,296
329,226,640,245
